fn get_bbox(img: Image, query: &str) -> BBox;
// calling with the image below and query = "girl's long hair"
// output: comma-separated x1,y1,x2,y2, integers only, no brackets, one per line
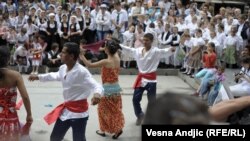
0,46,10,80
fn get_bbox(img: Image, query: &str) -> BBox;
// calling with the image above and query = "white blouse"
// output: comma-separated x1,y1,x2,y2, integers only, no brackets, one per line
224,35,243,51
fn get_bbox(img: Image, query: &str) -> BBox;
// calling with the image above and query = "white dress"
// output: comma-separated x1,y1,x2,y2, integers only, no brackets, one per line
121,31,135,61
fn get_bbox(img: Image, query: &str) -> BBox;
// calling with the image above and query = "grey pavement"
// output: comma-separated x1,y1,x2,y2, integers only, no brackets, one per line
17,74,195,141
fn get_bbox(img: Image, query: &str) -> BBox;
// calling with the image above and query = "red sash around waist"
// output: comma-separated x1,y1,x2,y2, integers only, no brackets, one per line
44,99,88,125
133,72,157,89
33,53,41,60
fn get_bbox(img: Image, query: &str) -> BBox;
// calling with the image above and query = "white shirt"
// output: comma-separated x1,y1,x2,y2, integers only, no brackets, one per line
224,35,243,51
16,16,26,30
127,0,136,4
216,32,226,47
9,16,17,27
184,39,193,49
120,44,173,85
95,11,111,31
202,28,210,41
193,37,205,47
158,1,171,12
208,36,220,49
14,46,29,60
175,22,187,33
184,15,193,25
187,22,198,36
16,33,29,45
23,23,39,35
122,30,134,47
38,63,104,121
111,9,128,32
129,7,145,17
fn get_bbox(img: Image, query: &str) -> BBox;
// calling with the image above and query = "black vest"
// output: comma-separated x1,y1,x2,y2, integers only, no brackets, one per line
86,18,91,26
49,51,59,59
47,21,57,35
170,34,179,46
161,32,171,41
70,23,77,32
78,16,84,31
61,22,68,36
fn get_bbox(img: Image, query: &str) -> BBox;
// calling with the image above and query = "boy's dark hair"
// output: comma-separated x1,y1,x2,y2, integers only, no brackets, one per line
149,22,155,28
114,1,121,6
51,43,59,50
217,66,225,72
241,56,250,64
80,39,87,45
0,46,10,79
39,34,47,42
63,42,80,60
144,33,154,41
27,17,32,23
21,28,27,34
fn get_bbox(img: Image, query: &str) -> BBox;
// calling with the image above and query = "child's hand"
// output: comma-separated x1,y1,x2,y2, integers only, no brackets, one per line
170,47,175,52
28,75,39,81
91,94,101,105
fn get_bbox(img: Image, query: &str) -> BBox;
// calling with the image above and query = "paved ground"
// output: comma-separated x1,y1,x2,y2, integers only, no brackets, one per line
17,74,195,141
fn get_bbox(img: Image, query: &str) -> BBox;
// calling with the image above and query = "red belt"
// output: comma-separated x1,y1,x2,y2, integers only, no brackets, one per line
133,72,156,89
44,99,88,125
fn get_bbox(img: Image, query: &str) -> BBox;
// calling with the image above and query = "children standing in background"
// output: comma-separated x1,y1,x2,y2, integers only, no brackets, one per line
31,36,42,74
121,24,135,68
134,24,144,48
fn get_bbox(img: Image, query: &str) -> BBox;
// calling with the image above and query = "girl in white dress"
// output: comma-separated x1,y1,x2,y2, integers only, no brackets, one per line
121,25,135,68
30,36,42,74
134,24,144,48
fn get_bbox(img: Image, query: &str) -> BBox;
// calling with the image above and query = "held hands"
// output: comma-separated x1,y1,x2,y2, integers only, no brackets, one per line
28,75,39,81
91,93,101,105
170,47,175,52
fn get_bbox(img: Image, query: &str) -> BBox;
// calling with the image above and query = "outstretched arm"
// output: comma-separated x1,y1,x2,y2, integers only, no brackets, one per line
119,44,137,58
28,71,60,82
157,47,175,58
79,50,108,68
